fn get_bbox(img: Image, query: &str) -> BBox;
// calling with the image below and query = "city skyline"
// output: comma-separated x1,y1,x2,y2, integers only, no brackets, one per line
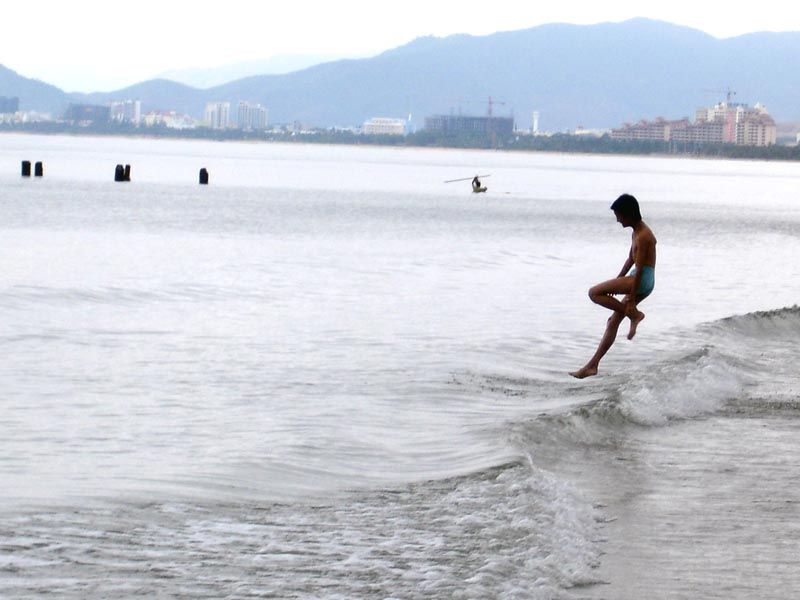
3,1,800,93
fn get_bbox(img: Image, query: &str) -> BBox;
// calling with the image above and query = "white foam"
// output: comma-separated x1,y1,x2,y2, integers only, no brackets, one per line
619,348,746,425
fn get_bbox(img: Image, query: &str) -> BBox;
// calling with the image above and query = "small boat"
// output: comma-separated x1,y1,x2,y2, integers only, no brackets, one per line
472,185,488,193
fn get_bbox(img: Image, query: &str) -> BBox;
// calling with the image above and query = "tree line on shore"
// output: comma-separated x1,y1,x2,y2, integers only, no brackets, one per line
4,121,800,161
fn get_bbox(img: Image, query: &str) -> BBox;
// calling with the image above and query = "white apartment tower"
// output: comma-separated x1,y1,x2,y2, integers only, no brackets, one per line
204,102,231,129
110,100,141,124
694,101,777,145
237,101,269,130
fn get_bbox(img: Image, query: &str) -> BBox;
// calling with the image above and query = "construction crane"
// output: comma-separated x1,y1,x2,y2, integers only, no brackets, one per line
485,97,506,149
451,96,507,147
702,87,737,105
484,96,506,118
451,96,505,119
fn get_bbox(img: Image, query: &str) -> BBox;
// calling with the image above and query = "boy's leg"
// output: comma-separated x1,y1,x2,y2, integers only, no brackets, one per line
588,276,634,313
570,310,625,379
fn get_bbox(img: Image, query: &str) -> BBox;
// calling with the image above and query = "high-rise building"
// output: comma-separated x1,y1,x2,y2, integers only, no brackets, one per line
204,102,231,129
612,101,776,147
237,101,268,130
64,103,111,123
109,100,141,124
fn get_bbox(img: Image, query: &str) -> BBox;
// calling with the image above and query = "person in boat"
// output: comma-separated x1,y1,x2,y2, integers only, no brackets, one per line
570,193,657,379
472,176,482,191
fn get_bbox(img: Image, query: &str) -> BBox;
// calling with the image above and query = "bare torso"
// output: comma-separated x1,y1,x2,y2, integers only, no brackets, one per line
631,221,657,268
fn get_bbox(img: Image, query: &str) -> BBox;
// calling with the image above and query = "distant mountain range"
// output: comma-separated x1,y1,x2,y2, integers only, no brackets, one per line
155,52,372,88
2,18,800,132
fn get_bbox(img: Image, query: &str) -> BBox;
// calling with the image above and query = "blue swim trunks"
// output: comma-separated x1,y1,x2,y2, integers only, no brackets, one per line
629,265,655,298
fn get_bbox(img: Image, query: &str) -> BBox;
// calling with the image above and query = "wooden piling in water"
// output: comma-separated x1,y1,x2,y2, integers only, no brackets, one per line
114,164,131,182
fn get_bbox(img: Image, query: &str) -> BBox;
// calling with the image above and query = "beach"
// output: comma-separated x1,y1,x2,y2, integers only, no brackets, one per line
1,133,799,598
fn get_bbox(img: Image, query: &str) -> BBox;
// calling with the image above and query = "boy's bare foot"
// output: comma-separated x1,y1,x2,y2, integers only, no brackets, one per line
627,311,645,340
569,365,598,379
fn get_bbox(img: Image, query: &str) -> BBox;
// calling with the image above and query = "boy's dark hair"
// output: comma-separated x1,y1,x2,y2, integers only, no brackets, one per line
610,193,642,223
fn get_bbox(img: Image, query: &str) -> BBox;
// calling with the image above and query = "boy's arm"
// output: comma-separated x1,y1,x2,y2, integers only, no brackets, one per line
618,249,634,278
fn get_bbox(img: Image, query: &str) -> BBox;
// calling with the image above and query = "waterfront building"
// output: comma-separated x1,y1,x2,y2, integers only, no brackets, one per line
109,100,141,125
670,120,727,144
737,113,777,146
424,114,515,136
64,103,111,124
204,102,231,129
237,101,269,130
363,117,406,135
613,101,776,146
142,110,196,129
571,125,607,137
610,118,686,142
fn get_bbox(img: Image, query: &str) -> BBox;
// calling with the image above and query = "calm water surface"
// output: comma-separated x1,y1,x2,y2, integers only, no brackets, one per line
1,133,800,598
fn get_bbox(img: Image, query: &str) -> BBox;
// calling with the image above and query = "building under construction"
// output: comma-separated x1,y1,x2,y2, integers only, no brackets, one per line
424,114,515,136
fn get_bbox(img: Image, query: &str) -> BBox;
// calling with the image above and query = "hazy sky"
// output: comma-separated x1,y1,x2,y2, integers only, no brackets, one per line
3,0,800,92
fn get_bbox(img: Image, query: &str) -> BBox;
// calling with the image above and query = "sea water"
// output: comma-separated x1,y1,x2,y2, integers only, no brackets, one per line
1,133,799,598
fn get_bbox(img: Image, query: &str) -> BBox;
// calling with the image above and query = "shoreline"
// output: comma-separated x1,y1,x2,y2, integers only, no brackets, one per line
3,127,799,164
